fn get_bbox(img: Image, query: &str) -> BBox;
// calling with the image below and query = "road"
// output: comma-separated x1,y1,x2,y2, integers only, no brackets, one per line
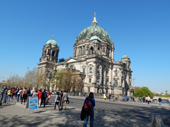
0,96,169,127
50,95,170,126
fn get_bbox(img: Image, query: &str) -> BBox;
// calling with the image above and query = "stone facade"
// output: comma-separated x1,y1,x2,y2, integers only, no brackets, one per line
38,14,133,97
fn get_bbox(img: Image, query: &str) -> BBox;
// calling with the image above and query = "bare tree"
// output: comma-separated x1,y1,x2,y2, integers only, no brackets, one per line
24,67,37,88
7,75,24,88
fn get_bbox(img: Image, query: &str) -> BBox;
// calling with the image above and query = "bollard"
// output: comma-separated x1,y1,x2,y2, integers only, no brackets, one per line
151,114,164,127
0,90,2,106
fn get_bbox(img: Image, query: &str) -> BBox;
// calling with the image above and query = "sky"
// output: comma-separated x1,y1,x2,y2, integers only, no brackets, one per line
0,0,170,92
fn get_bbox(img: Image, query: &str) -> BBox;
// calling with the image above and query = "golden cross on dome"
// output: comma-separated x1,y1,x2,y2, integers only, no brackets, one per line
125,52,126,54
52,36,54,39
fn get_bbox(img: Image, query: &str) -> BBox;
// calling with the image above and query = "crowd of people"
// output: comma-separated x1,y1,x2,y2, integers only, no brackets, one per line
0,86,71,110
1,86,50,106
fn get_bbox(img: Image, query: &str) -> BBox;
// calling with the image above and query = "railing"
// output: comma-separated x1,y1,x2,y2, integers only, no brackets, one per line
67,92,170,105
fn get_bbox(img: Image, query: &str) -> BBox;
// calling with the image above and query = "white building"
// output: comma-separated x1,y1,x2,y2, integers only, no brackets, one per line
38,13,133,97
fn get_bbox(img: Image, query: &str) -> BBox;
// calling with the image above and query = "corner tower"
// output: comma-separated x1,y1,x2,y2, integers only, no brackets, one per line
38,36,59,70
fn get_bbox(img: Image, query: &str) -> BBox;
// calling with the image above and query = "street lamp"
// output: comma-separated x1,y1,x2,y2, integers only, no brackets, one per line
105,85,108,94
24,67,29,88
46,67,57,92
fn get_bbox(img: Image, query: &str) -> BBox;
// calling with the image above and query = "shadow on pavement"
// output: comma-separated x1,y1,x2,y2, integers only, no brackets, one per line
0,103,170,127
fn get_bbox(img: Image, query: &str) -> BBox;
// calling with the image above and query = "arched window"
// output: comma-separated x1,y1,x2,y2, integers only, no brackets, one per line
48,49,50,55
44,50,46,55
89,67,92,73
89,47,94,55
115,70,117,75
52,51,55,56
83,68,85,73
70,65,73,69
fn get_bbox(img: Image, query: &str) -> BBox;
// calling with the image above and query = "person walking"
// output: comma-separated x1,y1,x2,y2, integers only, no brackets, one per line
16,87,21,102
31,88,35,96
54,92,61,111
46,92,50,105
168,98,170,106
83,92,95,127
145,96,148,103
27,88,31,101
60,91,63,106
11,87,15,100
14,87,18,100
41,89,47,107
108,94,111,101
20,89,24,104
32,90,38,97
143,96,145,103
126,95,129,101
147,95,150,105
23,88,27,105
61,90,68,110
158,97,162,105
103,94,107,100
7,88,12,102
38,90,42,107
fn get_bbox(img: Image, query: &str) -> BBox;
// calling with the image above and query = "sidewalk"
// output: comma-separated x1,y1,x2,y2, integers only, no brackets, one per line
67,95,170,109
0,100,154,127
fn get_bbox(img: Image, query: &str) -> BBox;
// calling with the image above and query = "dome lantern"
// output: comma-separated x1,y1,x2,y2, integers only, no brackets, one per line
92,12,97,26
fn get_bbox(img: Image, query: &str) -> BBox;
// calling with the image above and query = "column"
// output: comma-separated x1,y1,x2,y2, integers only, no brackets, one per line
93,63,97,83
99,66,102,85
85,64,88,83
103,68,106,86
76,47,79,56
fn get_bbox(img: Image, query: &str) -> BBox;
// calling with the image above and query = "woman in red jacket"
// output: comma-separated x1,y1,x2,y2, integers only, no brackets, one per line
38,90,42,107
46,92,50,105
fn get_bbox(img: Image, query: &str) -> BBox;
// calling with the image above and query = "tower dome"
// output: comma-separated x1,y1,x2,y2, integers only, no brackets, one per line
121,53,130,60
46,36,57,46
77,13,111,43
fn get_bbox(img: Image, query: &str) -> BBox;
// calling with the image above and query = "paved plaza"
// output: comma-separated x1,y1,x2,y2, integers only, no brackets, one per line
0,96,170,127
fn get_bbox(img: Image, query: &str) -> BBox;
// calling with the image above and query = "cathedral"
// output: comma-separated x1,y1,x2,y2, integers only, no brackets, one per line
38,13,133,97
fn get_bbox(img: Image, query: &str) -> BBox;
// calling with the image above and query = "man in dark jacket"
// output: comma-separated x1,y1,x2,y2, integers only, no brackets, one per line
143,96,145,103
60,91,63,106
158,97,162,105
41,89,47,107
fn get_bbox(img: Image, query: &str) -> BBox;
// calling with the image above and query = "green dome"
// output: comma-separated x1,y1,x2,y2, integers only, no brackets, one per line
77,25,111,43
121,54,130,59
46,39,57,46
90,35,101,42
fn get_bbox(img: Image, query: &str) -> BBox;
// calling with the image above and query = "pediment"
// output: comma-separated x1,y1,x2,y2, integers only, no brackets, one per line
64,57,77,63
67,59,77,63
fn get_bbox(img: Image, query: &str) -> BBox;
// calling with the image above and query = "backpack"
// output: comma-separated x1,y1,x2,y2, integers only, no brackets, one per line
57,95,60,100
84,98,92,111
44,92,47,98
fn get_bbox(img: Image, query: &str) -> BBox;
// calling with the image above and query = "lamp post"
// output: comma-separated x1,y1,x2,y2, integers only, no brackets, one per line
105,84,109,95
110,84,115,101
24,67,29,88
46,67,57,92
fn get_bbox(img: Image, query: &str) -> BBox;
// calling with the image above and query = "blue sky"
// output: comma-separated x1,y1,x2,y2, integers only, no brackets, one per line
0,0,169,92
